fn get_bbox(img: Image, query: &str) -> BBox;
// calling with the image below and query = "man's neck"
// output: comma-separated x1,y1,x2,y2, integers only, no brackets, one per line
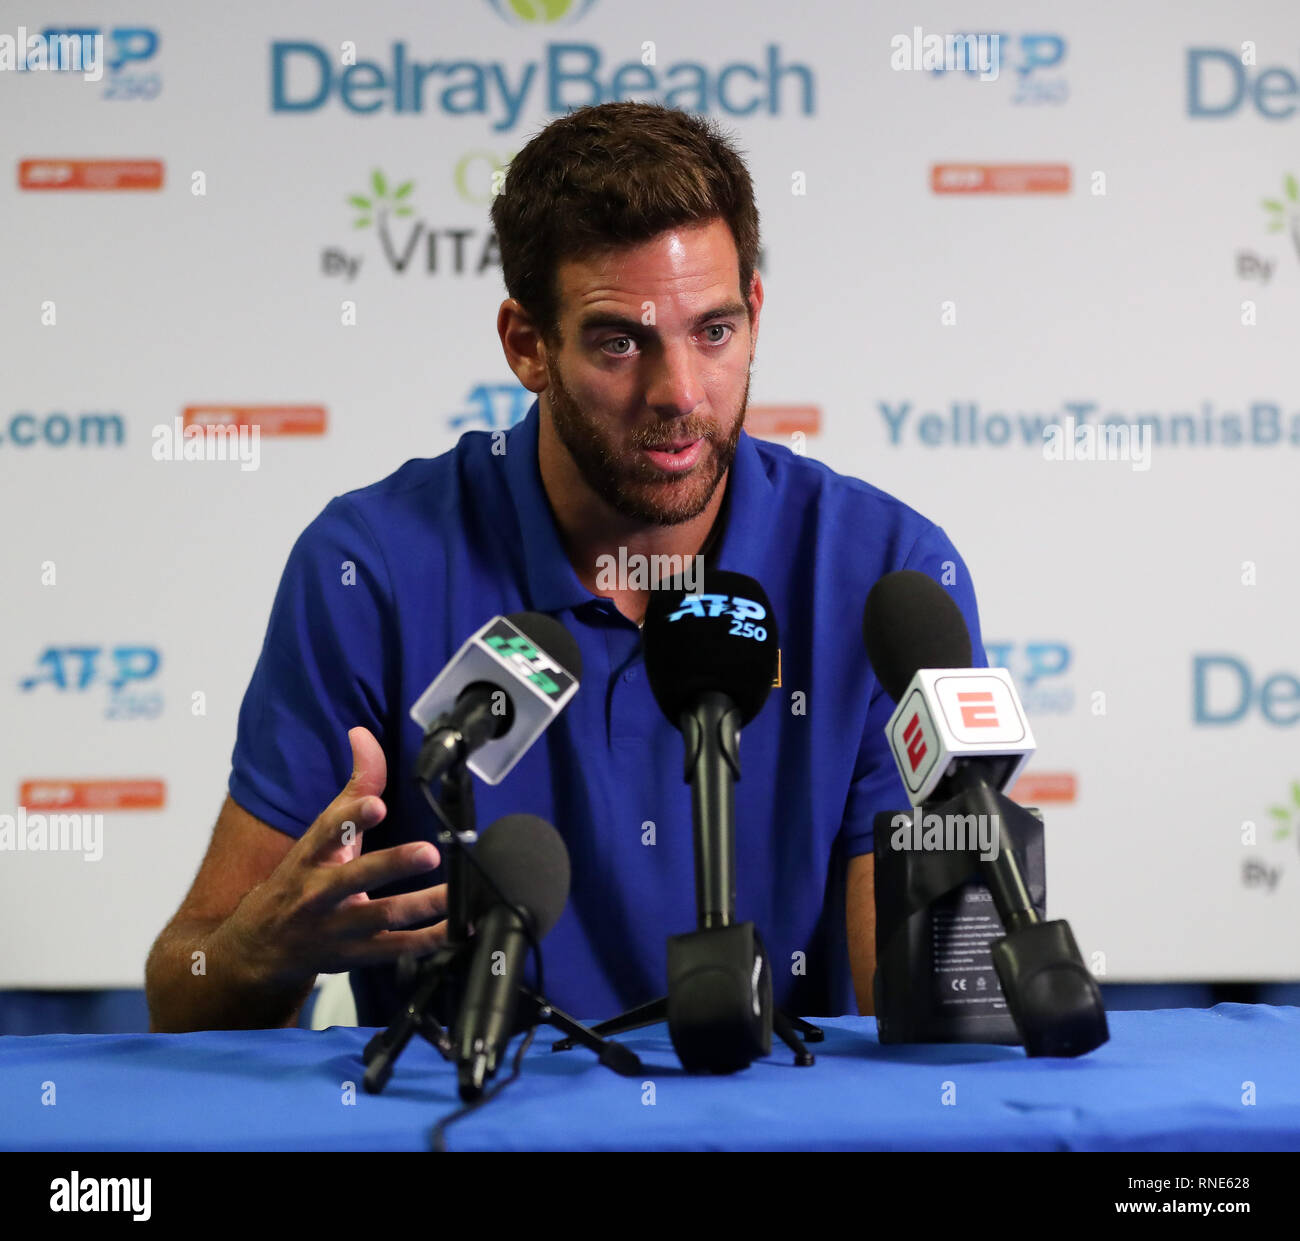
537,412,728,625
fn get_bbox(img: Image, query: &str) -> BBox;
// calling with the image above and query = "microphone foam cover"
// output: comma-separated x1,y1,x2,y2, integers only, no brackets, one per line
642,569,778,727
506,612,582,682
862,569,972,703
469,814,571,939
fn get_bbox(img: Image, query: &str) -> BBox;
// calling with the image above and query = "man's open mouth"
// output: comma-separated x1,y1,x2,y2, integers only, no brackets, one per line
640,437,705,472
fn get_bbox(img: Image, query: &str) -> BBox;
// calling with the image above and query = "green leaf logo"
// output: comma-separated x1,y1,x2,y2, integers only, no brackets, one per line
349,170,416,230
1266,781,1300,842
508,0,577,22
488,0,593,26
1261,173,1300,256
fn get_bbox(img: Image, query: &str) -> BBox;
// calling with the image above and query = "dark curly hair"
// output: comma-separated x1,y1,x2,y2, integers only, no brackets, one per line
489,101,760,348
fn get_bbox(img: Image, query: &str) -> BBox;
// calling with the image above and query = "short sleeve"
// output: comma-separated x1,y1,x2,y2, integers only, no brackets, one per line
838,523,987,858
228,496,397,839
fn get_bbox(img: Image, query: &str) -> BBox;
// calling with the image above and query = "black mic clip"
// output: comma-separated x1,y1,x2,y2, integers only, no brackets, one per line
415,718,466,788
415,684,513,788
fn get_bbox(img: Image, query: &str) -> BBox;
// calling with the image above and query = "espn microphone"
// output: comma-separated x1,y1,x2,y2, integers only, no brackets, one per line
864,570,1035,809
409,613,581,786
864,569,1037,931
864,570,1109,1057
643,570,778,928
454,813,570,1100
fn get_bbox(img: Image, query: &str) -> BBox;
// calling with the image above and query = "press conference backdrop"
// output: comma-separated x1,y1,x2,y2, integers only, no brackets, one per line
1,0,1297,991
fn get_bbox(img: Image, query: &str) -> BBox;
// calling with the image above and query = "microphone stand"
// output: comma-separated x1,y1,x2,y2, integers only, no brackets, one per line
552,693,822,1069
361,752,641,1099
874,768,1108,1057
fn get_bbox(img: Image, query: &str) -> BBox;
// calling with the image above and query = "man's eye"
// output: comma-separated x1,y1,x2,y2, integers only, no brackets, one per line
600,326,732,357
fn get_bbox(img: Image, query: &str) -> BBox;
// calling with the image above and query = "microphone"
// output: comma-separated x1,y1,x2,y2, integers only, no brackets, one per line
409,613,581,786
643,570,779,928
453,813,570,1100
642,570,781,1072
864,569,1037,930
864,570,1034,811
864,571,1109,1059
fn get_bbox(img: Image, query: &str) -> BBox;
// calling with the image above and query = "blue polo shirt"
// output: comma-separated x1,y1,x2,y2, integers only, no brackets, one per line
229,398,986,1024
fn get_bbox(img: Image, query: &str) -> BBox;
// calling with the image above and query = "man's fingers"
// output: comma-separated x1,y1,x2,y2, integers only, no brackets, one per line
298,793,386,865
310,840,441,905
297,727,389,863
340,884,449,937
343,921,450,968
345,726,388,799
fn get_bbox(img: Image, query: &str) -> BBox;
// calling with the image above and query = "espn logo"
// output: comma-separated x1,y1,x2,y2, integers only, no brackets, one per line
903,712,927,771
936,674,1027,745
886,669,1034,806
888,689,940,797
956,690,998,728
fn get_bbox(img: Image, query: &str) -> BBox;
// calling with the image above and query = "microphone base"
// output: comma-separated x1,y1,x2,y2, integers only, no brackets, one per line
365,753,642,1099
992,920,1109,1057
668,922,772,1073
362,944,645,1099
551,926,824,1072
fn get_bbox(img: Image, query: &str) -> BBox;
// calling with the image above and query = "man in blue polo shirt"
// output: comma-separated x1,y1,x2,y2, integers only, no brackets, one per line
144,100,984,1033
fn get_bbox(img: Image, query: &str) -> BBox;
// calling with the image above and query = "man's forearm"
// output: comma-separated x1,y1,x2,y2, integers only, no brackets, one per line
852,931,877,1016
145,918,314,1033
847,852,877,1015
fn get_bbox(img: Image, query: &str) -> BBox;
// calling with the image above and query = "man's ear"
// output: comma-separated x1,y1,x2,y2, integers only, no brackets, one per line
497,298,550,393
747,270,764,355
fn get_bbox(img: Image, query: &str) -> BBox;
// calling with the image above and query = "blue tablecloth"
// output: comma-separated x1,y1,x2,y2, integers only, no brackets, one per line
3,1006,1298,1151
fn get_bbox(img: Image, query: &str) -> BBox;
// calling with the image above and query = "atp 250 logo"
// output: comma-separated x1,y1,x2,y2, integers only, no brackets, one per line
38,25,162,99
985,641,1073,714
668,593,768,641
445,383,534,433
19,645,163,719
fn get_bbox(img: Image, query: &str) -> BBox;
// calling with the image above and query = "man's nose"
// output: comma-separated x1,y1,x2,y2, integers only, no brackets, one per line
644,340,703,418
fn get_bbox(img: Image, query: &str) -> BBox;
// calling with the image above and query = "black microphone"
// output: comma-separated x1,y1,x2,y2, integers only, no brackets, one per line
453,814,570,1101
863,569,971,702
643,570,778,928
410,612,582,787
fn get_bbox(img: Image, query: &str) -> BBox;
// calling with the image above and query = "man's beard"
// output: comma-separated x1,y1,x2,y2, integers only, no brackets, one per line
544,359,748,526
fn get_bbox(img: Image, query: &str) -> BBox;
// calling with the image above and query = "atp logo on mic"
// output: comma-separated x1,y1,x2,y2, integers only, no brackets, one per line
666,593,769,641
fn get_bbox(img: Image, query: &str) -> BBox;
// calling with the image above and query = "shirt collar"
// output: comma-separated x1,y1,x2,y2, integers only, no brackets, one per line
502,397,777,610
709,420,777,582
503,399,598,614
